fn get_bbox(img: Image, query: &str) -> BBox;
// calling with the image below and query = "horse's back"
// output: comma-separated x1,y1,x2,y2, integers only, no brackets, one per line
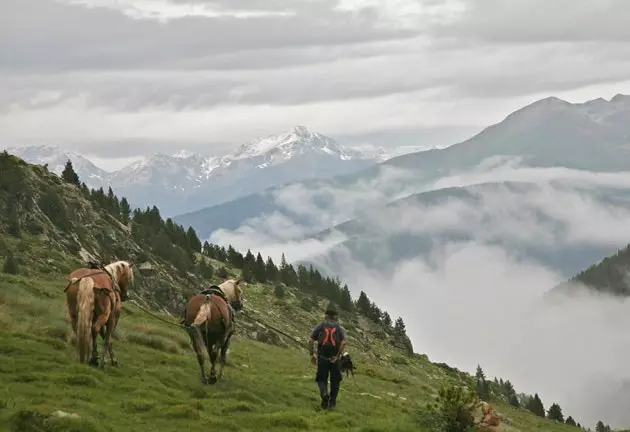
185,294,231,329
68,268,113,290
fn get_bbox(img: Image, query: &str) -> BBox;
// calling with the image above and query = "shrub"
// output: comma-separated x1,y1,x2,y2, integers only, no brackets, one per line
274,284,285,298
421,384,478,432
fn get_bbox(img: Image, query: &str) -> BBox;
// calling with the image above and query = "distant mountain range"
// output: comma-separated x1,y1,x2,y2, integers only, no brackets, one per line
173,93,630,279
5,126,426,217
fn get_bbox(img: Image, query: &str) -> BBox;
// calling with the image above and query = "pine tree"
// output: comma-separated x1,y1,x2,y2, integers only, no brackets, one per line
356,291,371,315
565,416,576,426
61,159,80,186
475,365,491,401
339,284,353,312
120,197,131,223
107,186,120,215
186,227,202,253
265,256,278,282
382,311,392,327
503,380,519,407
254,252,267,283
525,393,545,418
227,245,244,268
394,317,407,337
547,403,564,422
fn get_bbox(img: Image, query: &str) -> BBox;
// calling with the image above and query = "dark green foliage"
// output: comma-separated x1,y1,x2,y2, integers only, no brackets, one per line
565,416,576,426
7,204,21,237
526,393,545,418
196,257,214,279
265,256,277,282
571,244,630,295
595,420,611,432
299,296,315,312
339,284,353,312
422,384,477,432
474,365,490,401
61,159,80,186
502,380,519,407
356,291,371,315
254,253,266,283
120,197,131,224
274,284,285,298
394,317,406,337
38,188,71,231
381,311,392,327
547,403,564,422
2,252,19,274
216,266,228,279
186,227,201,253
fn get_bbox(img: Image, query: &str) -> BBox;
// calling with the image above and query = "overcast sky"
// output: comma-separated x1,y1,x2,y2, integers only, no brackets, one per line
2,0,630,167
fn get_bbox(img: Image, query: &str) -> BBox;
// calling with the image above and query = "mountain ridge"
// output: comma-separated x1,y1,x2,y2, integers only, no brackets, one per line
5,126,426,217
173,93,630,242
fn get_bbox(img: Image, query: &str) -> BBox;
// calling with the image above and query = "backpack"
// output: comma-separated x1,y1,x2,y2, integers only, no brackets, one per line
317,323,340,357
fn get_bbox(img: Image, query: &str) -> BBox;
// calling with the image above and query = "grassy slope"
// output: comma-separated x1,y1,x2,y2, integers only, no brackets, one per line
0,155,582,431
0,270,580,432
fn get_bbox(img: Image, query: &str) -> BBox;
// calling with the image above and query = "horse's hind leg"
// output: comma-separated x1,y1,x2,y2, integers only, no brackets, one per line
208,343,219,385
89,326,99,367
104,323,120,367
218,331,233,380
189,326,208,384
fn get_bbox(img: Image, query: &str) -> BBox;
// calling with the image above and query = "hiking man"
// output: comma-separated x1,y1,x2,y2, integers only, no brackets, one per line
308,307,346,409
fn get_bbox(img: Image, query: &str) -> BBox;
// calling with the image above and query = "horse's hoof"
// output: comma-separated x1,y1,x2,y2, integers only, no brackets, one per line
208,375,217,385
112,361,120,368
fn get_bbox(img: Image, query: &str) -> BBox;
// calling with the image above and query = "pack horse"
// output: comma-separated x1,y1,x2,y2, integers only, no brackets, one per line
182,279,244,384
65,259,135,368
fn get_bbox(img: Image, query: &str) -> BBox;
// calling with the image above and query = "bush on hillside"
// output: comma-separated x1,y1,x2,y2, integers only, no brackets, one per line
274,284,285,298
3,253,19,275
419,384,478,432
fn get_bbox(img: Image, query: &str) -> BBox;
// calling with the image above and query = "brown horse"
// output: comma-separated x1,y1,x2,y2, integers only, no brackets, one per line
183,278,244,384
65,259,135,368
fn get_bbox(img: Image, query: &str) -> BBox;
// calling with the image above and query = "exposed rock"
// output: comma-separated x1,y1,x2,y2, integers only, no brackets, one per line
52,410,79,419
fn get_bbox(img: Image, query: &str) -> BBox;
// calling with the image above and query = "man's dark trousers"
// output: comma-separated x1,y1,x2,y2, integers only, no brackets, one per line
316,355,343,406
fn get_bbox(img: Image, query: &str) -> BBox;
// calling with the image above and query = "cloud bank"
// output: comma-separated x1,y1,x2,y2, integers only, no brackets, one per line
210,159,630,428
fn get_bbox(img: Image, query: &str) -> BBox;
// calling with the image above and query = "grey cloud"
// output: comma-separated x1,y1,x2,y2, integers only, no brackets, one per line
435,0,630,44
0,0,416,72
5,39,630,112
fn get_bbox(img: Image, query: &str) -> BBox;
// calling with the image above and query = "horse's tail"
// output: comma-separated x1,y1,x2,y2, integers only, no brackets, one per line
76,277,95,363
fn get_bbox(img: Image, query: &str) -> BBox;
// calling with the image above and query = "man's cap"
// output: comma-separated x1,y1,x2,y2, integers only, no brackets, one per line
325,307,338,317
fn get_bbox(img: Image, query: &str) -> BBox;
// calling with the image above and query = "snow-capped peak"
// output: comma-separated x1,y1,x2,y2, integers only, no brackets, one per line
172,149,195,159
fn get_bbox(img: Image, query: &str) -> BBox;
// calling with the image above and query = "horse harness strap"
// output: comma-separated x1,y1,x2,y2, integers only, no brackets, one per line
63,268,120,296
199,286,235,323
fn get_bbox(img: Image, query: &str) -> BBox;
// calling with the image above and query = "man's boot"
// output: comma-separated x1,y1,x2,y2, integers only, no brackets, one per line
317,381,329,409
329,381,340,409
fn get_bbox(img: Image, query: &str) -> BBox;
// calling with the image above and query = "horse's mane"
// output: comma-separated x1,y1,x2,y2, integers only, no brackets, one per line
105,260,134,283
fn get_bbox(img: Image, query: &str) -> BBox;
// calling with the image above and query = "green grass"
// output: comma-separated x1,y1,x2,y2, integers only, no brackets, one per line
0,272,582,432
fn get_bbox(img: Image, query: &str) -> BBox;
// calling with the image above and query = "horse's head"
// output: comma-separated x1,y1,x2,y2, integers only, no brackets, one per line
220,278,244,311
105,258,135,301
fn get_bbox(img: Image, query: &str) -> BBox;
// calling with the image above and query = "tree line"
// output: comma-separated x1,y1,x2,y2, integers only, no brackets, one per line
60,160,410,341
